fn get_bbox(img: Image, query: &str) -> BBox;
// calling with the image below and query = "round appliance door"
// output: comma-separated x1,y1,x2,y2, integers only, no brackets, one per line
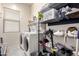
24,36,29,51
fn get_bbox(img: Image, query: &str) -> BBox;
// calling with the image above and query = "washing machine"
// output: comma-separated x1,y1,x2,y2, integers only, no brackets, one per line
20,32,43,56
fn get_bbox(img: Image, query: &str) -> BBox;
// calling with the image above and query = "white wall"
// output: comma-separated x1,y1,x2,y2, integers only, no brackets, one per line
0,3,32,55
31,3,47,33
0,4,3,38
31,3,45,21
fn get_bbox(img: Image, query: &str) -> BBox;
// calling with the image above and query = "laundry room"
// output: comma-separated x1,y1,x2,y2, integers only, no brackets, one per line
0,3,79,56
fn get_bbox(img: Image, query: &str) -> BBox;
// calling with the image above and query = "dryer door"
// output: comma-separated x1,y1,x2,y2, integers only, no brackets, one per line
24,36,29,51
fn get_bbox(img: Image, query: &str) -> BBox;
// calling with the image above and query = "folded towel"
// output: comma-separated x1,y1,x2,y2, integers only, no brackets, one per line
54,30,64,36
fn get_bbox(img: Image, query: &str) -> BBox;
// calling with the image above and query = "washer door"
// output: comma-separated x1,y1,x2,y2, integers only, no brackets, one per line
24,36,29,51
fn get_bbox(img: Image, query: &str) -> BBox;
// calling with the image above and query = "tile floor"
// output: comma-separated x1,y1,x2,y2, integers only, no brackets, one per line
7,46,25,56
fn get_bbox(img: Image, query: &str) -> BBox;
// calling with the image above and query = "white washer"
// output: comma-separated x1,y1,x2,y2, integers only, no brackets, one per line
20,32,43,56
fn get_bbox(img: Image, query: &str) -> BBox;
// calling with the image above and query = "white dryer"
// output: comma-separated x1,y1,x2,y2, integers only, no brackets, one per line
20,32,43,56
